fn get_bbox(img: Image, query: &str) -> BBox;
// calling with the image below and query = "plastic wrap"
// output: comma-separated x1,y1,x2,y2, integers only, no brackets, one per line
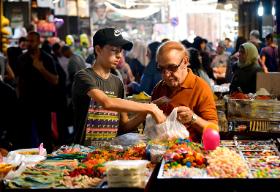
110,133,147,147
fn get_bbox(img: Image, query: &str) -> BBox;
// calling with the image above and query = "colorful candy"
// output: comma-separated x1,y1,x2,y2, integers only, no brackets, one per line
206,147,249,178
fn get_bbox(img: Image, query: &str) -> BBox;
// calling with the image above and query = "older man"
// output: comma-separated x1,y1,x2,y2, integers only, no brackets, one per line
152,41,218,142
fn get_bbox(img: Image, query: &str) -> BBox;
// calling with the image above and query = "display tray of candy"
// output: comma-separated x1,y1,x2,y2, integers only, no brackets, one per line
158,139,208,179
251,168,280,178
220,140,236,146
237,140,274,146
245,156,280,170
223,145,238,152
219,140,238,151
242,150,279,157
158,138,250,179
157,159,208,178
238,144,277,151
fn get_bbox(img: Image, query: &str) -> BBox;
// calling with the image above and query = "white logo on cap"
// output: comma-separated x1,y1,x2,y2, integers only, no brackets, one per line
114,29,121,36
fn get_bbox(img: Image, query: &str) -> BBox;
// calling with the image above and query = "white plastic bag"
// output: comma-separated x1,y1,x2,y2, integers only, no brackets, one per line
110,133,147,147
144,107,189,141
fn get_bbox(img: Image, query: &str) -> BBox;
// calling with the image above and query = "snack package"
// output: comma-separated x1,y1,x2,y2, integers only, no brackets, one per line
144,107,189,141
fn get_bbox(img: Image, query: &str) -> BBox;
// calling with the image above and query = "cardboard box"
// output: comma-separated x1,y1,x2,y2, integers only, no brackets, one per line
257,72,280,95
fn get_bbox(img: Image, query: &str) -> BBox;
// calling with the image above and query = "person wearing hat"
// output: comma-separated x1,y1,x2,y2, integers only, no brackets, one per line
72,28,166,146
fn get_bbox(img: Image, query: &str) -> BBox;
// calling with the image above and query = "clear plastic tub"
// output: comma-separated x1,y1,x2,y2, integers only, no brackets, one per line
105,160,149,188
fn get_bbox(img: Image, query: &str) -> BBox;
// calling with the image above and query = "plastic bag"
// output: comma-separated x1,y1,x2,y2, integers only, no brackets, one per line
144,107,189,141
110,133,147,147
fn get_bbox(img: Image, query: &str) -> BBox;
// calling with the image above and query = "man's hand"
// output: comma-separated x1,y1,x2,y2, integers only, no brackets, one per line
152,96,170,106
149,103,166,124
177,106,194,124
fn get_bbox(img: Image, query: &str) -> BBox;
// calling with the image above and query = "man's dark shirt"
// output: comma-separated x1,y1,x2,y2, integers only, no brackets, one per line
18,50,57,111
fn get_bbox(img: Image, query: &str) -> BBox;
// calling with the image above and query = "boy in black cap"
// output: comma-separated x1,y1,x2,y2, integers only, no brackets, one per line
72,28,166,146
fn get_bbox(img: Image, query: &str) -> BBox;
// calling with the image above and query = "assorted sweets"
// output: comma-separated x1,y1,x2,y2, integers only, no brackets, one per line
161,139,280,178
206,147,249,178
3,138,280,189
0,163,15,179
229,140,280,178
6,143,150,189
163,139,207,170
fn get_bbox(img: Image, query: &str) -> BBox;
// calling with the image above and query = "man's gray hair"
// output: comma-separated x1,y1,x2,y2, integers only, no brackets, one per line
250,30,260,39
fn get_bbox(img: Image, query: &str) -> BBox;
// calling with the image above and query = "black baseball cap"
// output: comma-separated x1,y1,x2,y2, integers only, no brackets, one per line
93,28,133,51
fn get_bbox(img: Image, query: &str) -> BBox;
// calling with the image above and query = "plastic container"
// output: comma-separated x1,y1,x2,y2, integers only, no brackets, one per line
146,144,167,163
105,160,149,188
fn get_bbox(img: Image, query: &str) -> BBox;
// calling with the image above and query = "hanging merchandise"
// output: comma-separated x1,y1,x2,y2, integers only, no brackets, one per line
54,18,64,29
1,15,11,53
36,20,56,37
104,2,160,19
66,35,74,46
80,33,89,48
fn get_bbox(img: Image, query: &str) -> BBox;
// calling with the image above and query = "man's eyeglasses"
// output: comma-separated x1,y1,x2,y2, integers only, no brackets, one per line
157,58,184,73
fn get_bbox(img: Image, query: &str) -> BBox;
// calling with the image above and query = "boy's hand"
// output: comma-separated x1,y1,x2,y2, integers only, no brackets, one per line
149,103,166,124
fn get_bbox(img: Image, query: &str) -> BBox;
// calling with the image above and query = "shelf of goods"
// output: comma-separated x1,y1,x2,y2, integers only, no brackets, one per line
152,138,280,192
227,98,280,133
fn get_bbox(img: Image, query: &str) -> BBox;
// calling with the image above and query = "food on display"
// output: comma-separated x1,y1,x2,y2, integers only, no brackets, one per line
220,140,236,146
242,150,278,157
60,175,101,188
238,144,276,151
246,157,280,170
163,167,207,178
230,92,250,99
6,148,47,165
252,168,280,178
7,162,75,188
0,163,15,179
206,147,249,178
238,140,273,145
131,92,151,100
49,145,95,160
105,160,149,188
4,138,280,189
146,144,167,163
163,139,207,169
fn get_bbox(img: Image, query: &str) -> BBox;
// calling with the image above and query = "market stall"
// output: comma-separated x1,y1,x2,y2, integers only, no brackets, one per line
1,90,280,192
1,134,280,192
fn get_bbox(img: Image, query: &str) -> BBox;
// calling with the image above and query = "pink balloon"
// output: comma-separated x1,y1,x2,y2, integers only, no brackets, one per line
202,128,220,150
